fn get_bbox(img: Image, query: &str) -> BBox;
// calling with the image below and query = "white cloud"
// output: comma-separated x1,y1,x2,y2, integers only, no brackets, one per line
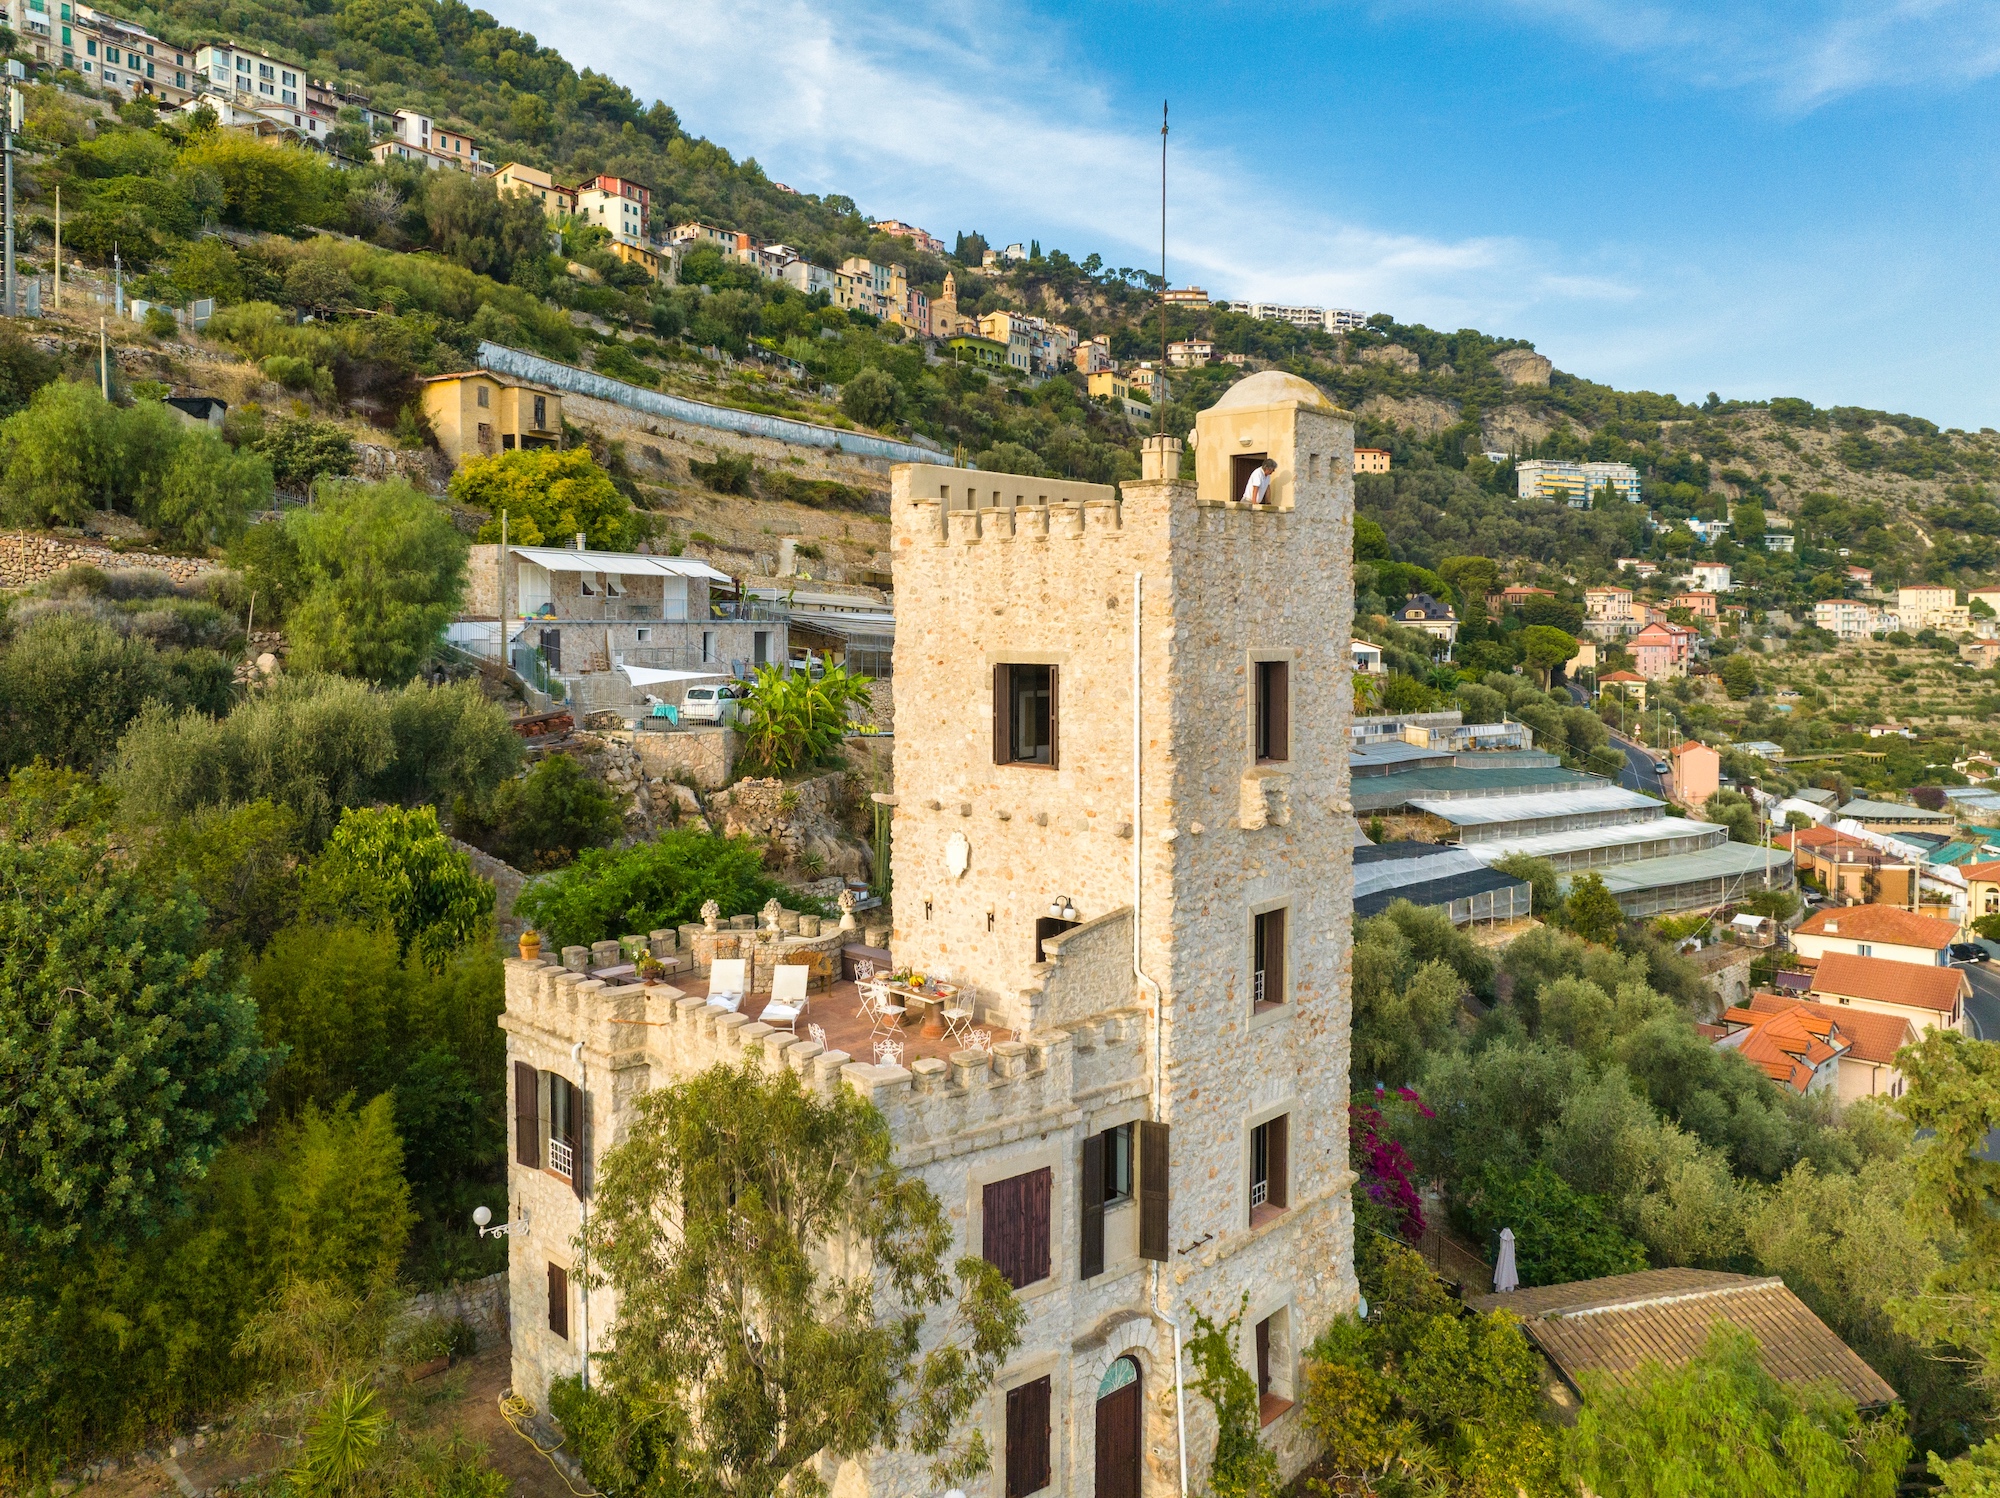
500,0,1635,325
1488,0,2000,109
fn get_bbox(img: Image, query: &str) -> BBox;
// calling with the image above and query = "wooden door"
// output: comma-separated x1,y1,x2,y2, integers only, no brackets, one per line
1095,1357,1141,1498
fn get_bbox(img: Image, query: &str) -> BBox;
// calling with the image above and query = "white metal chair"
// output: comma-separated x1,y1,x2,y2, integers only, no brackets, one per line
967,1029,992,1053
873,1038,904,1067
859,979,903,1038
707,958,748,1014
853,959,876,984
936,984,974,1044
762,964,810,1034
807,1023,828,1049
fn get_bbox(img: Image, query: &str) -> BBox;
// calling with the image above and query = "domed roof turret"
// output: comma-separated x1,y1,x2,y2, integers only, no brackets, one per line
1210,370,1335,410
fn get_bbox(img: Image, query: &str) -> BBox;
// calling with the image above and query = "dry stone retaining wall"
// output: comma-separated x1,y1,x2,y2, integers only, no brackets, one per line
1,531,219,590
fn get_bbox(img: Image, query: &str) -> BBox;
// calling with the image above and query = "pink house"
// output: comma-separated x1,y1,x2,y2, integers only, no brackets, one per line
1673,739,1721,805
1631,621,1684,680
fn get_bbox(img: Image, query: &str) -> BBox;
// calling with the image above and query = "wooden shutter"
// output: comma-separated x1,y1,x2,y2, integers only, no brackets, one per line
1255,1316,1271,1397
1080,1135,1105,1280
984,1169,1053,1288
993,664,1011,764
514,1062,540,1167
1022,1167,1051,1285
1138,1120,1169,1262
1266,908,1286,1007
1005,1376,1052,1498
571,1086,588,1203
1268,660,1289,762
1269,1115,1289,1210
1046,665,1060,770
547,1262,569,1340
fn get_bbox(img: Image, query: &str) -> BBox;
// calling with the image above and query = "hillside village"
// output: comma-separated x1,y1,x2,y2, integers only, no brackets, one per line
6,2,2000,1497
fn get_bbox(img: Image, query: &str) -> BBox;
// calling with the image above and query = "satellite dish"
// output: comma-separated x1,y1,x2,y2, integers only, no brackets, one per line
473,1205,493,1229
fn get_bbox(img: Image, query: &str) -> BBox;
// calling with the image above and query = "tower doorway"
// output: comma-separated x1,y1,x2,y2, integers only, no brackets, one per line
1095,1355,1141,1498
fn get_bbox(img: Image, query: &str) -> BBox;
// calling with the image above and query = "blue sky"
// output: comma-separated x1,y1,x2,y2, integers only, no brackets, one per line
499,0,2000,429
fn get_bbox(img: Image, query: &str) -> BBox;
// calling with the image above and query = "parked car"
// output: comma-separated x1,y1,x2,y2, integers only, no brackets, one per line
1653,760,1671,775
1952,942,1992,964
681,684,746,724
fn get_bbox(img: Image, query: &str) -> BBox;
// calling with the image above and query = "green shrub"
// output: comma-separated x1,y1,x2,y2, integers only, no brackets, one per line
451,447,644,550
284,480,466,685
454,753,621,872
142,305,179,338
760,470,878,511
1454,1162,1647,1286
689,451,754,494
515,828,812,949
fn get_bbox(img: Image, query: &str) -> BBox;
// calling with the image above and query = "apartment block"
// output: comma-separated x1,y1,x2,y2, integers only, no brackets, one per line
1814,599,1885,642
371,109,488,172
1897,586,1971,633
1514,459,1641,506
576,174,650,245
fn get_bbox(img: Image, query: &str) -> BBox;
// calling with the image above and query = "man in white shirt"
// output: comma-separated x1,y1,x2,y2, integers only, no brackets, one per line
1242,458,1276,506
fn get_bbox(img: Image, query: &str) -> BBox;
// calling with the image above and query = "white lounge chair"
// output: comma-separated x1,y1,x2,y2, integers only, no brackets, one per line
762,964,810,1033
707,958,748,1013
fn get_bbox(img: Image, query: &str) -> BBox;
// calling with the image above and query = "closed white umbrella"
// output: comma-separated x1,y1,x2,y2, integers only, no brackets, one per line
1494,1227,1519,1294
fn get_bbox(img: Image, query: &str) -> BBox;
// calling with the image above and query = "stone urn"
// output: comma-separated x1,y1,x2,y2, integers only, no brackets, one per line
701,899,722,932
763,897,785,932
838,888,859,932
518,930,542,962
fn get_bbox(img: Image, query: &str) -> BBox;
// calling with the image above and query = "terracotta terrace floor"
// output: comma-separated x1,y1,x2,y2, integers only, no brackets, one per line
681,974,1015,1066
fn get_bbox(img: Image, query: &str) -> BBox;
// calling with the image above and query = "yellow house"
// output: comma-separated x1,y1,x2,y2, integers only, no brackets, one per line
421,372,564,467
606,239,672,281
1967,861,2000,932
1354,447,1391,474
1087,370,1132,403
494,162,577,216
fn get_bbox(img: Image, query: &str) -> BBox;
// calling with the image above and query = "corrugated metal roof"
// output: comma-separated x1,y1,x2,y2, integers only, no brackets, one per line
1351,766,1597,812
1593,843,1794,894
1354,866,1530,919
1463,819,1728,864
1353,843,1489,900
1412,786,1661,826
1838,798,1953,822
1470,1270,1895,1407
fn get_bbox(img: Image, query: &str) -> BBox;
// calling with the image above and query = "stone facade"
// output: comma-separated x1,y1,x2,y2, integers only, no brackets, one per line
499,370,1360,1498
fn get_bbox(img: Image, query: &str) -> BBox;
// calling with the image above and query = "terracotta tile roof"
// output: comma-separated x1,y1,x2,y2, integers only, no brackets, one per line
1963,862,2000,882
1811,952,1968,1013
1730,994,1916,1069
1796,904,1958,951
1599,670,1646,683
1469,1270,1897,1408
1720,1004,1847,1092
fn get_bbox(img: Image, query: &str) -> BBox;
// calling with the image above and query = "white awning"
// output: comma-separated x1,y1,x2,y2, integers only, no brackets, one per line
618,665,733,688
512,546,732,584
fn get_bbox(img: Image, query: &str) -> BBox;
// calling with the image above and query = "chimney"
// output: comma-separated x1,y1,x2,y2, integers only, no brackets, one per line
575,532,587,552
1824,921,1838,934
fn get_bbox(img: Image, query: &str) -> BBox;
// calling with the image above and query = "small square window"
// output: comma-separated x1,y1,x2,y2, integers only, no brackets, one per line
1253,907,1286,1011
993,663,1057,768
1254,658,1289,764
1250,1114,1289,1226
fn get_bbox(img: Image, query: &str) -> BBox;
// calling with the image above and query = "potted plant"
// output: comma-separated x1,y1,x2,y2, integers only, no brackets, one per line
519,930,542,962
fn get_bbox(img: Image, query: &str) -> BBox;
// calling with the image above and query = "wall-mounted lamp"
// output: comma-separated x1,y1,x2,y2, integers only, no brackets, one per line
924,899,934,921
1048,895,1078,921
473,1203,528,1239
987,910,995,932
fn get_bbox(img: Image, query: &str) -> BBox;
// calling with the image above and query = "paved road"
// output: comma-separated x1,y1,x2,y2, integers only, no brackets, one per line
1607,731,1669,797
1963,960,2000,1043
1952,960,2000,1160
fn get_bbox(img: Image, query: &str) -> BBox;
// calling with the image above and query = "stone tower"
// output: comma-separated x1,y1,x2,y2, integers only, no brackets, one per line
883,368,1360,1491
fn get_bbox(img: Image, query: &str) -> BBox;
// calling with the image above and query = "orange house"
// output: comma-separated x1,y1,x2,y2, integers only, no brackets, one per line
1673,739,1720,805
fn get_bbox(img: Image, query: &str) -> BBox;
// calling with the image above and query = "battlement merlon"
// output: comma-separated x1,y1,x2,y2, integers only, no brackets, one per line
499,957,1152,1166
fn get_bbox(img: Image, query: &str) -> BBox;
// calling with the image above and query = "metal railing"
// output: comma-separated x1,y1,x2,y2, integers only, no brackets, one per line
548,1137,575,1179
1250,1179,1269,1209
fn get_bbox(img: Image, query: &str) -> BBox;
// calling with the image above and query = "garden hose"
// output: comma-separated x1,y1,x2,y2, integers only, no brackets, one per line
499,1390,601,1497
